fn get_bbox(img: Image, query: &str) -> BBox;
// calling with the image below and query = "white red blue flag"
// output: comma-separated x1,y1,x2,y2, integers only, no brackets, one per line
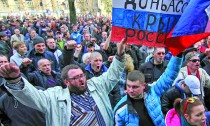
166,0,210,55
112,0,210,55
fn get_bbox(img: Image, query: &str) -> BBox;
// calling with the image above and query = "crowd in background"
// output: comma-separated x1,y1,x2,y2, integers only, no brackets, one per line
0,15,209,126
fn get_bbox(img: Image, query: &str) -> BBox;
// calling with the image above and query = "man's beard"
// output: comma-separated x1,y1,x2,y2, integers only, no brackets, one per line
69,85,87,95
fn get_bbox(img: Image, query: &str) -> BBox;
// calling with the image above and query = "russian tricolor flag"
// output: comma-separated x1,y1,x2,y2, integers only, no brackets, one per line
112,0,189,47
112,0,210,56
166,0,210,55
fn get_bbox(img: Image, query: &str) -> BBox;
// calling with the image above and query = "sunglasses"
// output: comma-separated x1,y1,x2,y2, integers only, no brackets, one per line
190,59,200,63
157,52,165,55
183,97,199,114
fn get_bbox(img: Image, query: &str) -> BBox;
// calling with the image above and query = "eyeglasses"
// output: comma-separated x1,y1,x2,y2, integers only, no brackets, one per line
190,59,200,63
183,97,199,114
157,52,165,55
67,74,86,81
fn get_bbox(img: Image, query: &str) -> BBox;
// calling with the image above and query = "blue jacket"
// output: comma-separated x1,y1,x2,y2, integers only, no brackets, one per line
114,56,183,126
206,111,210,125
70,32,81,44
85,63,108,79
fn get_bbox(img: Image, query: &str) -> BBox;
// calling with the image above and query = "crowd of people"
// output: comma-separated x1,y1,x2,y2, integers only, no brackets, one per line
0,15,209,126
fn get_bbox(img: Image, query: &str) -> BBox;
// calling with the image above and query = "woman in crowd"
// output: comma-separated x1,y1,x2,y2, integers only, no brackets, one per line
118,54,134,97
10,42,27,67
0,24,11,39
166,97,210,126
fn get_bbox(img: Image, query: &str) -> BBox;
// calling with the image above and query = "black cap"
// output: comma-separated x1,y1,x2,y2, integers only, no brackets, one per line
63,31,69,37
56,31,61,35
183,47,197,57
0,32,7,37
33,37,45,46
86,42,94,47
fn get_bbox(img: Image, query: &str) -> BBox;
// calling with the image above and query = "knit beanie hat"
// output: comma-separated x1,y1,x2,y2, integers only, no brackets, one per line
33,37,45,46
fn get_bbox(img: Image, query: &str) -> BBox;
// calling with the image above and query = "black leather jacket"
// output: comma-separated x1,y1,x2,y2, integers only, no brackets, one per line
139,58,168,83
161,86,183,115
161,83,204,115
0,80,46,126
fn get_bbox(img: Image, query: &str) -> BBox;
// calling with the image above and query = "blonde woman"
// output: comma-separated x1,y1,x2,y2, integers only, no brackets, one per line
119,54,135,97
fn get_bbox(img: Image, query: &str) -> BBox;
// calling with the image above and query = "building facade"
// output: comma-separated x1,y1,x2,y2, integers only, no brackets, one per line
0,0,112,18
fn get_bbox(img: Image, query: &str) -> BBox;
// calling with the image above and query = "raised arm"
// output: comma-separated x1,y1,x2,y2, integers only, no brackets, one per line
0,63,50,113
103,31,111,51
152,54,183,96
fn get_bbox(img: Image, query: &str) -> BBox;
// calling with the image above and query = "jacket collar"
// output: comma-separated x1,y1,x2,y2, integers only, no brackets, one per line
85,64,108,74
126,95,138,114
29,49,45,56
149,58,168,66
57,88,70,101
175,81,187,98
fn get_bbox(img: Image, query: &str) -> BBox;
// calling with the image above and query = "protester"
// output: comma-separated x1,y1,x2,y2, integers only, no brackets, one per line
70,25,82,44
173,53,210,110
114,53,183,126
0,55,46,126
81,52,91,68
116,54,135,98
139,47,168,83
44,29,55,41
63,31,71,43
125,44,141,69
10,28,24,44
0,32,12,58
66,46,121,109
25,29,39,51
0,38,126,126
161,75,202,115
165,97,210,126
55,31,65,51
10,42,27,67
46,37,63,68
26,37,60,72
2,13,210,126
20,58,62,89
0,24,11,39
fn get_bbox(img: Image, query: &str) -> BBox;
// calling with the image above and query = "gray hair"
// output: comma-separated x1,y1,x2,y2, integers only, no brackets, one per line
37,58,50,66
90,52,102,61
82,52,91,63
